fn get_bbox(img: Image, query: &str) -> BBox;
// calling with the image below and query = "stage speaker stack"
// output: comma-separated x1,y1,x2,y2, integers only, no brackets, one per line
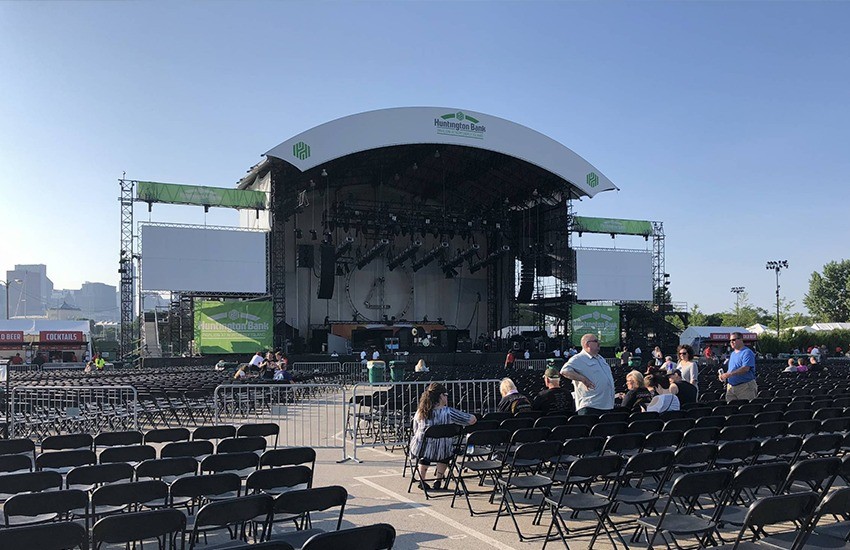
317,243,336,299
297,244,314,268
517,260,534,302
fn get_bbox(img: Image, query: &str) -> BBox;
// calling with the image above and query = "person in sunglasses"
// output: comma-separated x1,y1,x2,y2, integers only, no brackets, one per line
719,332,757,402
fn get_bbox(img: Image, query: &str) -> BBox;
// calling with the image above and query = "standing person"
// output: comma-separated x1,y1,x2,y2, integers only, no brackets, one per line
532,368,573,415
560,333,615,416
720,332,757,402
662,356,676,373
372,348,380,361
504,350,515,369
360,350,368,364
676,345,699,395
619,346,631,368
811,345,821,363
93,352,106,371
409,382,476,490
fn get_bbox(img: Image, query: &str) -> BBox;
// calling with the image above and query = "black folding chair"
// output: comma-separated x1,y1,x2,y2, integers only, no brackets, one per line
0,521,87,550
780,457,841,497
267,486,347,547
67,462,134,492
541,454,624,550
492,440,562,541
0,453,32,474
200,451,259,479
93,430,143,450
3,488,88,529
136,457,199,484
145,427,191,445
42,433,93,452
300,523,395,550
406,423,464,499
188,494,274,549
0,470,62,502
36,449,96,474
218,436,268,455
714,492,819,550
797,486,850,547
247,465,313,497
99,444,156,465
260,447,316,471
91,479,169,520
193,425,237,446
637,469,733,548
92,508,186,550
450,429,511,516
170,472,242,511
161,440,214,461
237,423,281,448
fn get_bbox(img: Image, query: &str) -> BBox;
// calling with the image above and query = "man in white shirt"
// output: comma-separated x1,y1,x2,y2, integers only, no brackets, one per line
372,349,380,361
560,334,615,415
249,351,265,369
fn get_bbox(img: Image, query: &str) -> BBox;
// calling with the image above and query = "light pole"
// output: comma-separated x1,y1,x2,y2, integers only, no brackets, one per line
2,279,23,320
765,261,789,334
730,287,745,327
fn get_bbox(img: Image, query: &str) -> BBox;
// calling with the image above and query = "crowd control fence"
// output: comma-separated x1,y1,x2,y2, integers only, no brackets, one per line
513,359,549,370
291,361,367,385
214,383,348,459
10,385,138,441
344,379,502,462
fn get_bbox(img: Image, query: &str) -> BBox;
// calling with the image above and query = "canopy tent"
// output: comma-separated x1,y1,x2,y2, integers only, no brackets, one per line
0,319,93,361
679,326,755,349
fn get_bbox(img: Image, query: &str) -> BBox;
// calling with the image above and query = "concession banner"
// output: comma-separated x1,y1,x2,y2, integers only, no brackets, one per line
194,300,273,354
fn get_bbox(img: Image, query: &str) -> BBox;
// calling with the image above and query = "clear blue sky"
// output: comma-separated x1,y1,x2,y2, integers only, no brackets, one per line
1,1,848,315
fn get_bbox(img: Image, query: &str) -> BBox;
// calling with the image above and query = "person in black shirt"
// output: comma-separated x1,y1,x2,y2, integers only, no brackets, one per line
618,370,652,412
497,378,532,414
668,369,698,406
532,367,573,415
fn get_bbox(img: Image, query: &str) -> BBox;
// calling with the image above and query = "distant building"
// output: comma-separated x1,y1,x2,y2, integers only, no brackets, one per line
48,301,83,320
77,282,119,321
6,264,53,318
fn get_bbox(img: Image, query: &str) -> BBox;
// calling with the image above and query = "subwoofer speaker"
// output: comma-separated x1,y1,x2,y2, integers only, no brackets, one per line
317,243,335,299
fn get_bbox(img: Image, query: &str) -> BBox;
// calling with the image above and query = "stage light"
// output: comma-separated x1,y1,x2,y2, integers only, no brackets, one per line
387,240,422,271
356,239,390,270
411,242,449,272
310,230,318,241
335,236,354,259
295,228,303,239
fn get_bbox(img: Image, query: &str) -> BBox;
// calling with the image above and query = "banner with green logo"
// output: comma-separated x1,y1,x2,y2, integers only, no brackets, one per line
570,304,620,347
194,300,273,354
572,216,652,237
137,181,266,210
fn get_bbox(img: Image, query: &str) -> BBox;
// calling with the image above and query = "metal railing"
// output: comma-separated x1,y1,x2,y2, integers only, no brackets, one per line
10,385,138,441
291,361,367,384
214,383,347,460
513,359,549,370
345,379,502,462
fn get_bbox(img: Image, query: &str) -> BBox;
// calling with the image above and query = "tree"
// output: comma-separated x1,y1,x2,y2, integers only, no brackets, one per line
804,260,850,322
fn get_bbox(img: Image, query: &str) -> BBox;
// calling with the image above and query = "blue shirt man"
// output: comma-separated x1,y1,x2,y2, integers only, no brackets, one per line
720,332,757,402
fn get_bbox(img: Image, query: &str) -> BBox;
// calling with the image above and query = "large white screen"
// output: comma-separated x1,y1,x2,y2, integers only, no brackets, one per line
576,249,653,301
141,225,267,293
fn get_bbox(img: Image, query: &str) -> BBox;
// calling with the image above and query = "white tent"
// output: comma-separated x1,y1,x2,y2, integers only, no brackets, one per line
679,326,754,348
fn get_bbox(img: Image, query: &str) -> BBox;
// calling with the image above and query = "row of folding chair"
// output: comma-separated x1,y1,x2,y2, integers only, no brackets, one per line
0,489,396,549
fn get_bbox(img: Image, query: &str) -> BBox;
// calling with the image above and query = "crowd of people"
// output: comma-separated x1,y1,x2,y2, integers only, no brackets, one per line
231,349,293,382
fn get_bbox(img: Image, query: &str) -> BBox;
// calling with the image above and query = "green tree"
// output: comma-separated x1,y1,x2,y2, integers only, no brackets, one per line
804,260,850,322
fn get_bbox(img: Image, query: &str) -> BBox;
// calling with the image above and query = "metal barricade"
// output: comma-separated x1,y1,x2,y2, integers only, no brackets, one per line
214,383,347,460
513,359,548,370
345,379,501,462
341,361,368,383
290,361,366,384
10,385,138,441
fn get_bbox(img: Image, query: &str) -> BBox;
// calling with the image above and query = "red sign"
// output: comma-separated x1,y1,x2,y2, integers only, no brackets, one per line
0,331,24,344
39,331,85,343
709,332,758,341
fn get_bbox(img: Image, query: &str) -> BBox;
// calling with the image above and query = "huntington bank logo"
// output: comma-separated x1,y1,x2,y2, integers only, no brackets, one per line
586,172,599,188
293,141,311,160
434,111,486,140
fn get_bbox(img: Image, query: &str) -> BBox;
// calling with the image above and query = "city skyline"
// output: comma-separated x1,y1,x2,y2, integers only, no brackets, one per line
1,2,848,316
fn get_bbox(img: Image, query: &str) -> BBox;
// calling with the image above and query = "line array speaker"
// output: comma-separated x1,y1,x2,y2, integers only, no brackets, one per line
317,243,335,299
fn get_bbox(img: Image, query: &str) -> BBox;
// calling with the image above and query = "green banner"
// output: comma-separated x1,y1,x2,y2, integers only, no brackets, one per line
573,216,653,236
570,304,620,347
137,181,266,210
194,300,273,354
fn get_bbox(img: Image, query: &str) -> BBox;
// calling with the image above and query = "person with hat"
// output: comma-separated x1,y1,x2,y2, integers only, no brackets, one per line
532,367,573,415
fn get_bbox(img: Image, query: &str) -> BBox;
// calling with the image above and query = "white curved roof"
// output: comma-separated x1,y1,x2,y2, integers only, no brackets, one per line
265,107,617,198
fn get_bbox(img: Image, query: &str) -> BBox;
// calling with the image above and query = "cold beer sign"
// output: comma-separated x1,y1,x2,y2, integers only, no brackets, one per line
0,331,24,344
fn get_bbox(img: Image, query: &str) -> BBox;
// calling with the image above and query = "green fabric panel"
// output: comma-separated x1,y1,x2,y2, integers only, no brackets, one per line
137,181,266,210
194,300,273,354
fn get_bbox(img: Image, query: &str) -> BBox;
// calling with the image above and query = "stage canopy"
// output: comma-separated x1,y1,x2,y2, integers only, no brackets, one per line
244,107,618,211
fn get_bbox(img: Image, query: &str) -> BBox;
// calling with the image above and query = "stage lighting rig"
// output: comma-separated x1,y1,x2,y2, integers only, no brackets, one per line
468,245,510,274
411,242,449,272
335,236,355,259
355,239,390,270
442,244,480,277
387,240,422,271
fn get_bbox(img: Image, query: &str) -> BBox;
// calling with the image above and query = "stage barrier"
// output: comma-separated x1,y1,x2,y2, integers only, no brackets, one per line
513,359,548,370
214,383,348,459
344,379,502,462
10,385,138,441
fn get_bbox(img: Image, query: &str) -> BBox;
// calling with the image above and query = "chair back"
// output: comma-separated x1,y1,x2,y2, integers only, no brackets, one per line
42,434,93,452
0,522,87,550
99,444,156,464
193,425,237,441
161,440,214,460
94,431,143,449
67,462,134,489
218,436,268,454
136,457,198,480
301,523,396,550
92,508,186,548
247,465,312,493
260,447,316,469
144,427,190,444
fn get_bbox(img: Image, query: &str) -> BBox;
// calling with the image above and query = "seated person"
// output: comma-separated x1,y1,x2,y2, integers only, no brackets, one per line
497,378,532,414
643,373,680,413
532,367,573,415
273,363,293,383
808,355,823,372
783,358,798,372
667,369,697,406
616,370,652,412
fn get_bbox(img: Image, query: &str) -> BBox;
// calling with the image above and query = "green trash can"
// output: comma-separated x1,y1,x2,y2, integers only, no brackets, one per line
367,361,386,383
389,361,406,382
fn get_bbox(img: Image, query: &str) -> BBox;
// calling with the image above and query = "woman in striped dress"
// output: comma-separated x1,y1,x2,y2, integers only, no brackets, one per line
409,382,477,490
